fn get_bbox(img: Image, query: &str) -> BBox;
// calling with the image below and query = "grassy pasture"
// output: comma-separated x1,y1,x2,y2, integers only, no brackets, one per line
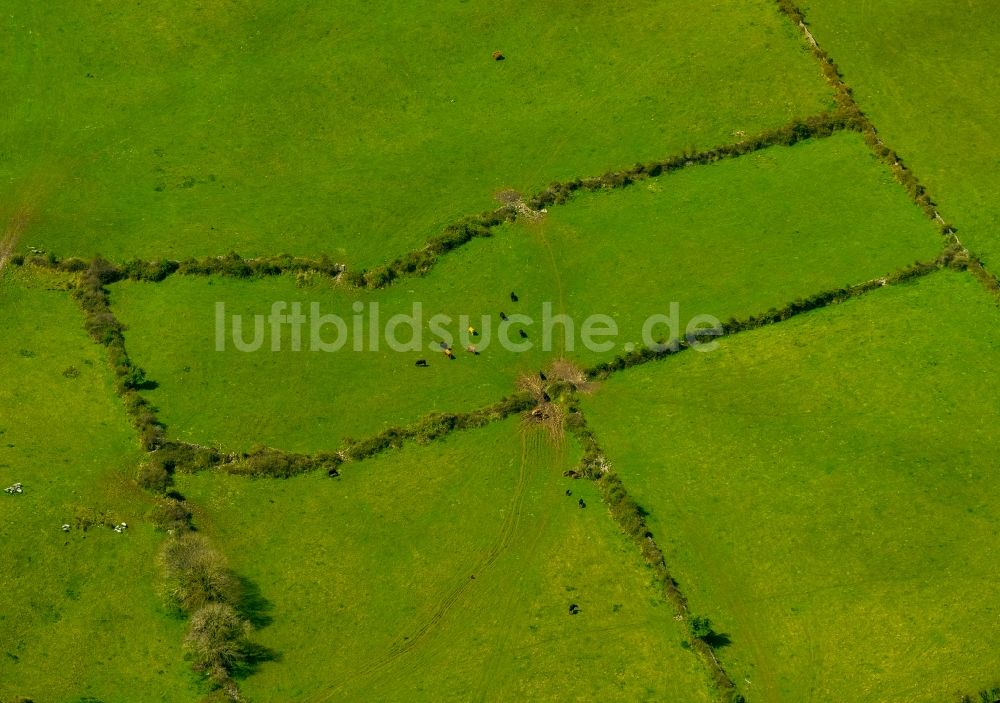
0,0,831,266
801,0,1000,267
175,419,712,702
111,132,943,453
581,270,1000,702
0,269,197,702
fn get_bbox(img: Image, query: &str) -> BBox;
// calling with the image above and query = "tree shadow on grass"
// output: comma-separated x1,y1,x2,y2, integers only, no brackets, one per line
232,574,281,678
703,631,733,648
235,574,275,628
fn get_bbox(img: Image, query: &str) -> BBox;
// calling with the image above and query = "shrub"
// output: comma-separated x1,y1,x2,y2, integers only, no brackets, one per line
137,462,173,493
689,615,713,640
184,602,253,684
227,445,316,478
159,533,241,614
149,498,193,533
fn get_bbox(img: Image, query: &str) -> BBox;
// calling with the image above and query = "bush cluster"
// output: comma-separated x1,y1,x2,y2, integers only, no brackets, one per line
224,444,333,479
159,534,256,689
175,251,343,280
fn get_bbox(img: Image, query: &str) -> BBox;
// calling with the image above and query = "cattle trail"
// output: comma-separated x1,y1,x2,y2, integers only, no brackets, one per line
310,430,536,702
0,205,32,273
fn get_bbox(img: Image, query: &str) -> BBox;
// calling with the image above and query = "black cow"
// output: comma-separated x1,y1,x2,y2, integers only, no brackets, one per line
415,359,428,367
578,498,586,509
500,311,508,321
519,329,528,339
510,291,519,302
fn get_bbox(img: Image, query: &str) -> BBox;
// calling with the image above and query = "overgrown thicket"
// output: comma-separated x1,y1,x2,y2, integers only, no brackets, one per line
562,403,744,703
158,533,263,693
586,258,942,381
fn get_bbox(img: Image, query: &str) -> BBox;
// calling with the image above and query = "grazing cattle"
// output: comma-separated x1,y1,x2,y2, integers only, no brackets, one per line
492,51,505,61
62,524,70,532
510,292,518,302
565,489,572,496
569,603,580,615
539,371,547,381
542,392,551,402
415,359,428,367
578,498,586,509
466,344,478,355
519,329,528,339
439,341,449,349
444,347,455,358
328,467,341,478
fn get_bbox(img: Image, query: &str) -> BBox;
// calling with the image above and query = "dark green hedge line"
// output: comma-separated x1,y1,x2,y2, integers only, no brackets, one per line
12,250,344,283
527,111,858,212
774,0,958,242
137,392,538,482
345,209,517,289
342,392,537,461
12,112,850,293
72,258,166,450
562,404,744,703
587,259,941,381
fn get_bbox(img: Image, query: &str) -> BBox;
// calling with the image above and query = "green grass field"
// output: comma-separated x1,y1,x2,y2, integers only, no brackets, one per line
111,131,943,453
581,270,1000,702
0,268,198,702
174,419,712,702
5,2,1000,700
801,0,1000,267
0,0,830,267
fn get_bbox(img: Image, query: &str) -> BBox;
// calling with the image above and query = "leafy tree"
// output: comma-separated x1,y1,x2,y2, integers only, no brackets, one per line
159,534,241,613
689,615,713,640
184,603,253,683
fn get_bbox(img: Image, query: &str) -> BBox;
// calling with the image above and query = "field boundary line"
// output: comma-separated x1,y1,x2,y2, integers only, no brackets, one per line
9,112,854,291
773,0,1000,306
585,256,948,382
562,403,744,703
